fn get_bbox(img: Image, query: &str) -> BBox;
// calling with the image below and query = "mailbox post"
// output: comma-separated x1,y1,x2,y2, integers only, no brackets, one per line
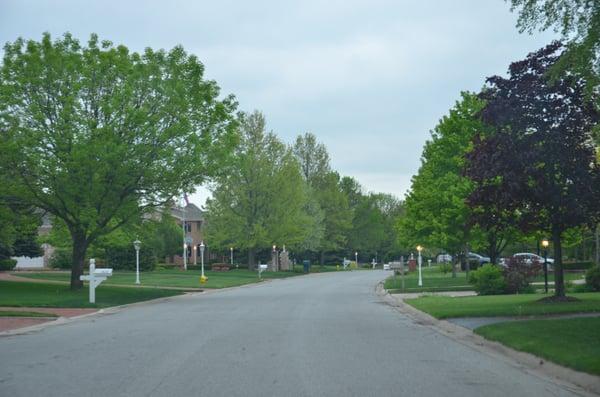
79,259,113,304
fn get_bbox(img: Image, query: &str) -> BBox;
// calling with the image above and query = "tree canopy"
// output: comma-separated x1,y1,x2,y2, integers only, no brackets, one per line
205,111,315,268
0,33,238,288
466,42,600,297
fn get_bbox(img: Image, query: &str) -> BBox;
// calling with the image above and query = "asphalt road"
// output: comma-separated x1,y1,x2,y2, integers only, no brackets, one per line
0,271,588,396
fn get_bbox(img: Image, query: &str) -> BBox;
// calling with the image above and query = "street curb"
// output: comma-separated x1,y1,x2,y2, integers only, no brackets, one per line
377,284,600,396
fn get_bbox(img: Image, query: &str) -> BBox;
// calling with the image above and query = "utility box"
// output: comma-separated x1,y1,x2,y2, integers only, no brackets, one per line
302,260,310,273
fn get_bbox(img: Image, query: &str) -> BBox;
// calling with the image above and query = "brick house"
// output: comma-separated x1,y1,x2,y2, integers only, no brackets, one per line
167,203,208,266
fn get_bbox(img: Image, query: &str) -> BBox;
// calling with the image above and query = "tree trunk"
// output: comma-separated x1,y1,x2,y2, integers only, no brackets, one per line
552,228,565,298
70,232,88,290
596,223,600,266
320,250,325,266
248,248,256,271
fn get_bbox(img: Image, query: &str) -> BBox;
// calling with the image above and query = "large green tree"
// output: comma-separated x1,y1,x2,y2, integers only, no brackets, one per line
0,33,237,288
397,93,498,274
205,111,313,268
293,133,351,263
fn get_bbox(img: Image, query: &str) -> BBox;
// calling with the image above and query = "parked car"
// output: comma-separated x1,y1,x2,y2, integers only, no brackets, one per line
467,252,490,265
383,263,391,271
512,253,554,268
436,254,452,263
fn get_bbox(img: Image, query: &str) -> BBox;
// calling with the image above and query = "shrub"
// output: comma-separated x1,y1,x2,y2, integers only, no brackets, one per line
439,263,452,274
469,264,506,295
585,266,600,292
503,256,541,294
105,247,157,271
50,249,72,269
0,258,17,271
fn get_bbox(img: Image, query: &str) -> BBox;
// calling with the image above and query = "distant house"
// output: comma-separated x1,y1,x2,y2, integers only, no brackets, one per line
13,211,53,269
167,203,208,266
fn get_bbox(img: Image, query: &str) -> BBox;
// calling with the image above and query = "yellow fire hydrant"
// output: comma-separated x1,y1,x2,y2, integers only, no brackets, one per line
200,275,208,284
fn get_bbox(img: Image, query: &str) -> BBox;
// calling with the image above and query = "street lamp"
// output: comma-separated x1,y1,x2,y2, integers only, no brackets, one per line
193,245,197,265
272,245,278,271
417,245,423,287
542,239,549,293
133,239,141,285
230,247,234,267
355,251,358,267
200,241,205,279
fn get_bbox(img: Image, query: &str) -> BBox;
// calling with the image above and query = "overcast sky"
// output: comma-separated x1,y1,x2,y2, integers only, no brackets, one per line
0,1,556,205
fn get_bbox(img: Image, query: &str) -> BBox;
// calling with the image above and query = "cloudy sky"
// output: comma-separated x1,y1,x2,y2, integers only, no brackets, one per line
0,1,556,205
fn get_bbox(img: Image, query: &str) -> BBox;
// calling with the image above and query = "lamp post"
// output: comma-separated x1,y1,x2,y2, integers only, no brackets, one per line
193,245,197,265
542,239,549,294
183,243,187,270
230,247,234,267
272,245,278,271
200,241,205,278
417,245,423,287
133,239,141,285
355,251,358,267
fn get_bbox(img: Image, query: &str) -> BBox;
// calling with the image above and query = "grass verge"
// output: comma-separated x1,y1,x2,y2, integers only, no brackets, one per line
406,292,600,319
475,317,600,375
13,268,299,289
0,280,182,308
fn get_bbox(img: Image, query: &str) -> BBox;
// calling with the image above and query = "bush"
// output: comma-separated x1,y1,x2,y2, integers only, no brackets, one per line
503,256,541,294
439,263,453,274
105,247,157,271
50,249,72,269
585,266,600,292
469,264,506,295
0,258,17,271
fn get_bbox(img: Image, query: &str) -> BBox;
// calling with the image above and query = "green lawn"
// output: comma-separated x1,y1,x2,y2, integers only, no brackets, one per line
13,268,299,289
0,280,182,308
475,317,600,375
531,272,585,283
0,310,58,317
406,292,600,319
384,267,473,292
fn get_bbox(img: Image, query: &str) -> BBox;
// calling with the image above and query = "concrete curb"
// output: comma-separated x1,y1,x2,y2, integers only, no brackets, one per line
377,284,600,396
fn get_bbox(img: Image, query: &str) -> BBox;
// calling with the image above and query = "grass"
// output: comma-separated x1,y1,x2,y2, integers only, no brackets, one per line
0,310,58,317
531,272,584,283
384,266,473,292
0,280,182,308
13,268,300,289
475,317,600,375
406,292,600,319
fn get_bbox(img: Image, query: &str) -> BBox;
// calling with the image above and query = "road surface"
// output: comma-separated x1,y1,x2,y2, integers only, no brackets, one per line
0,271,587,396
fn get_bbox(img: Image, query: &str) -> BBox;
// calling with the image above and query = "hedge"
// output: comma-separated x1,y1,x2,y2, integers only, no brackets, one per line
105,247,157,271
562,261,594,270
0,258,17,271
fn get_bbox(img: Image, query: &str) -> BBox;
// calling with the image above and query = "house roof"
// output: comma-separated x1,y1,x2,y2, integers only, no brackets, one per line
171,203,204,222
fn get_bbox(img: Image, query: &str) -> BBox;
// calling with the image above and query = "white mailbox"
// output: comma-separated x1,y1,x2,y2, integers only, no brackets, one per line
93,268,113,277
80,259,113,303
258,264,268,279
